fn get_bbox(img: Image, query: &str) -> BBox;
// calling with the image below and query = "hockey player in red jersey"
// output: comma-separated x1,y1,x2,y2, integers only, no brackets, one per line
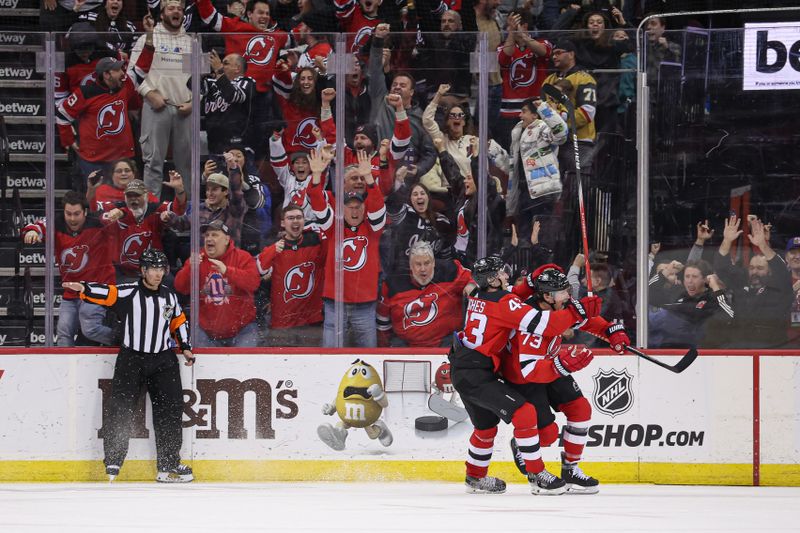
256,203,327,346
450,256,602,495
504,264,631,494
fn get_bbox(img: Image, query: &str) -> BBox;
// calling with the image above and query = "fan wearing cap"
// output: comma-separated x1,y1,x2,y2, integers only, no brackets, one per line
88,158,160,213
269,132,316,221
56,29,155,184
306,148,386,347
318,90,411,196
541,39,598,150
101,174,187,281
174,220,262,346
129,0,193,198
55,21,122,106
168,153,248,246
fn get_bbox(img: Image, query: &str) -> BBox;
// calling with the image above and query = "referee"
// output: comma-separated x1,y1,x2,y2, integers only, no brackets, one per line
64,249,196,483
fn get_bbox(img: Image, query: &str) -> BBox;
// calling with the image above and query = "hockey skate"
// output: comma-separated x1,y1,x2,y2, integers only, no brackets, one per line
528,469,567,495
105,465,120,482
365,419,393,447
156,464,194,483
317,423,348,451
509,438,527,476
561,453,599,494
465,475,506,494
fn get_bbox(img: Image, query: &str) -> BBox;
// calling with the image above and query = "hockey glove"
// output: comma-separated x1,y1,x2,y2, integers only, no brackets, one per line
607,324,630,354
580,295,603,318
553,345,594,377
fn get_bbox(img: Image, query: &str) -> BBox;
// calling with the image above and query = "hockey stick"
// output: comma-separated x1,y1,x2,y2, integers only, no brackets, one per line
541,84,593,295
584,330,698,373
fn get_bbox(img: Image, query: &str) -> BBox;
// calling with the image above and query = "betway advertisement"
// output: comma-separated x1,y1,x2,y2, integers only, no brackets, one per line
743,22,800,90
0,352,775,470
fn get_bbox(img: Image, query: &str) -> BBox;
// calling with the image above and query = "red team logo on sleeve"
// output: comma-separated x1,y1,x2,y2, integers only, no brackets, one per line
96,100,126,139
342,236,368,271
283,262,316,302
402,292,439,330
60,245,90,273
120,231,152,266
293,117,320,150
509,56,537,89
245,35,276,66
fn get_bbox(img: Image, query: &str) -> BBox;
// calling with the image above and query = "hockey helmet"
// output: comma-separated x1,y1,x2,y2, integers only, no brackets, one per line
140,249,170,272
472,256,506,290
531,263,569,295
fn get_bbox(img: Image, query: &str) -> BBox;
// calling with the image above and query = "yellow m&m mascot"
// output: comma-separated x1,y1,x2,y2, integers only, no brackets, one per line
318,360,394,450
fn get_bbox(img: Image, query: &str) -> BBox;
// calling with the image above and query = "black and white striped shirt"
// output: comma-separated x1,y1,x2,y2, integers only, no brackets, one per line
81,281,191,353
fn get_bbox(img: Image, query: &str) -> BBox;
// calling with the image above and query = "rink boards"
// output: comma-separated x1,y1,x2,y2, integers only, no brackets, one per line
0,349,798,486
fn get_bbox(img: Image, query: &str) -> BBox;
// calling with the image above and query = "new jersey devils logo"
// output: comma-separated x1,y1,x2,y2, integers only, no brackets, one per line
342,236,368,271
509,56,537,89
351,26,374,53
96,100,126,139
283,262,315,302
120,231,152,265
245,35,276,66
60,244,89,274
293,117,319,149
456,210,468,238
402,292,439,329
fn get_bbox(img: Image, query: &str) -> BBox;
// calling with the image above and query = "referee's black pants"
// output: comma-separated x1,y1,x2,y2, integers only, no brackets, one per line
104,347,184,471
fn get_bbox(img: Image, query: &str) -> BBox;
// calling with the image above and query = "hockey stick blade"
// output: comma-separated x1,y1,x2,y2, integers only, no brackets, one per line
428,393,468,422
541,83,573,111
624,345,698,374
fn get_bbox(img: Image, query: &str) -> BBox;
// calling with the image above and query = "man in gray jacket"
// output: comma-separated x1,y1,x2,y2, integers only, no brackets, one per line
367,23,436,178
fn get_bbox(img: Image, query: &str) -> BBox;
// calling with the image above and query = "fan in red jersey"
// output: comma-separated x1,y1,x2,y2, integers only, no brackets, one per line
502,264,631,494
256,203,327,346
377,241,471,347
449,255,603,495
21,191,117,347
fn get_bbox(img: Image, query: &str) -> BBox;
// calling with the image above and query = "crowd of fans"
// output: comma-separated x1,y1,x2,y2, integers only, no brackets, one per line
19,0,799,348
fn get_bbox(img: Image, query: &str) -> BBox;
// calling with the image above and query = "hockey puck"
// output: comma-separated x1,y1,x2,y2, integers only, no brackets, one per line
415,415,448,432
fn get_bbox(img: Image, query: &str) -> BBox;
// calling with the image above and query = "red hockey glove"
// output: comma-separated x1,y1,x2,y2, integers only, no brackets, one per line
580,295,602,318
607,324,630,354
553,345,594,377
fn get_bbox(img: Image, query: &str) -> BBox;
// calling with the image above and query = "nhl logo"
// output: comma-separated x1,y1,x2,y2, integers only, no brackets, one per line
592,368,634,417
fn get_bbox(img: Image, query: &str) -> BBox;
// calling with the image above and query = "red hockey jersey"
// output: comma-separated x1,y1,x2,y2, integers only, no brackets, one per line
55,46,152,162
256,229,327,328
197,0,289,92
458,288,588,372
497,40,553,118
174,242,261,339
334,0,380,54
108,200,185,275
272,69,327,154
307,179,386,304
22,215,116,300
377,259,472,347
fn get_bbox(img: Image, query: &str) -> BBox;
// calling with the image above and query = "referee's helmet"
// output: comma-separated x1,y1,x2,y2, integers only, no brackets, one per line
140,249,170,272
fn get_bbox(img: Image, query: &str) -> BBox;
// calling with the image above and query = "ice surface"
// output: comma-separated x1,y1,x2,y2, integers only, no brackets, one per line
0,482,797,532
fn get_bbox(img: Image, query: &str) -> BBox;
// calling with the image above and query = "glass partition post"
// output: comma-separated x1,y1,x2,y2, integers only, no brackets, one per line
189,35,202,348
476,33,488,259
44,32,56,348
636,20,650,348
333,33,346,349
